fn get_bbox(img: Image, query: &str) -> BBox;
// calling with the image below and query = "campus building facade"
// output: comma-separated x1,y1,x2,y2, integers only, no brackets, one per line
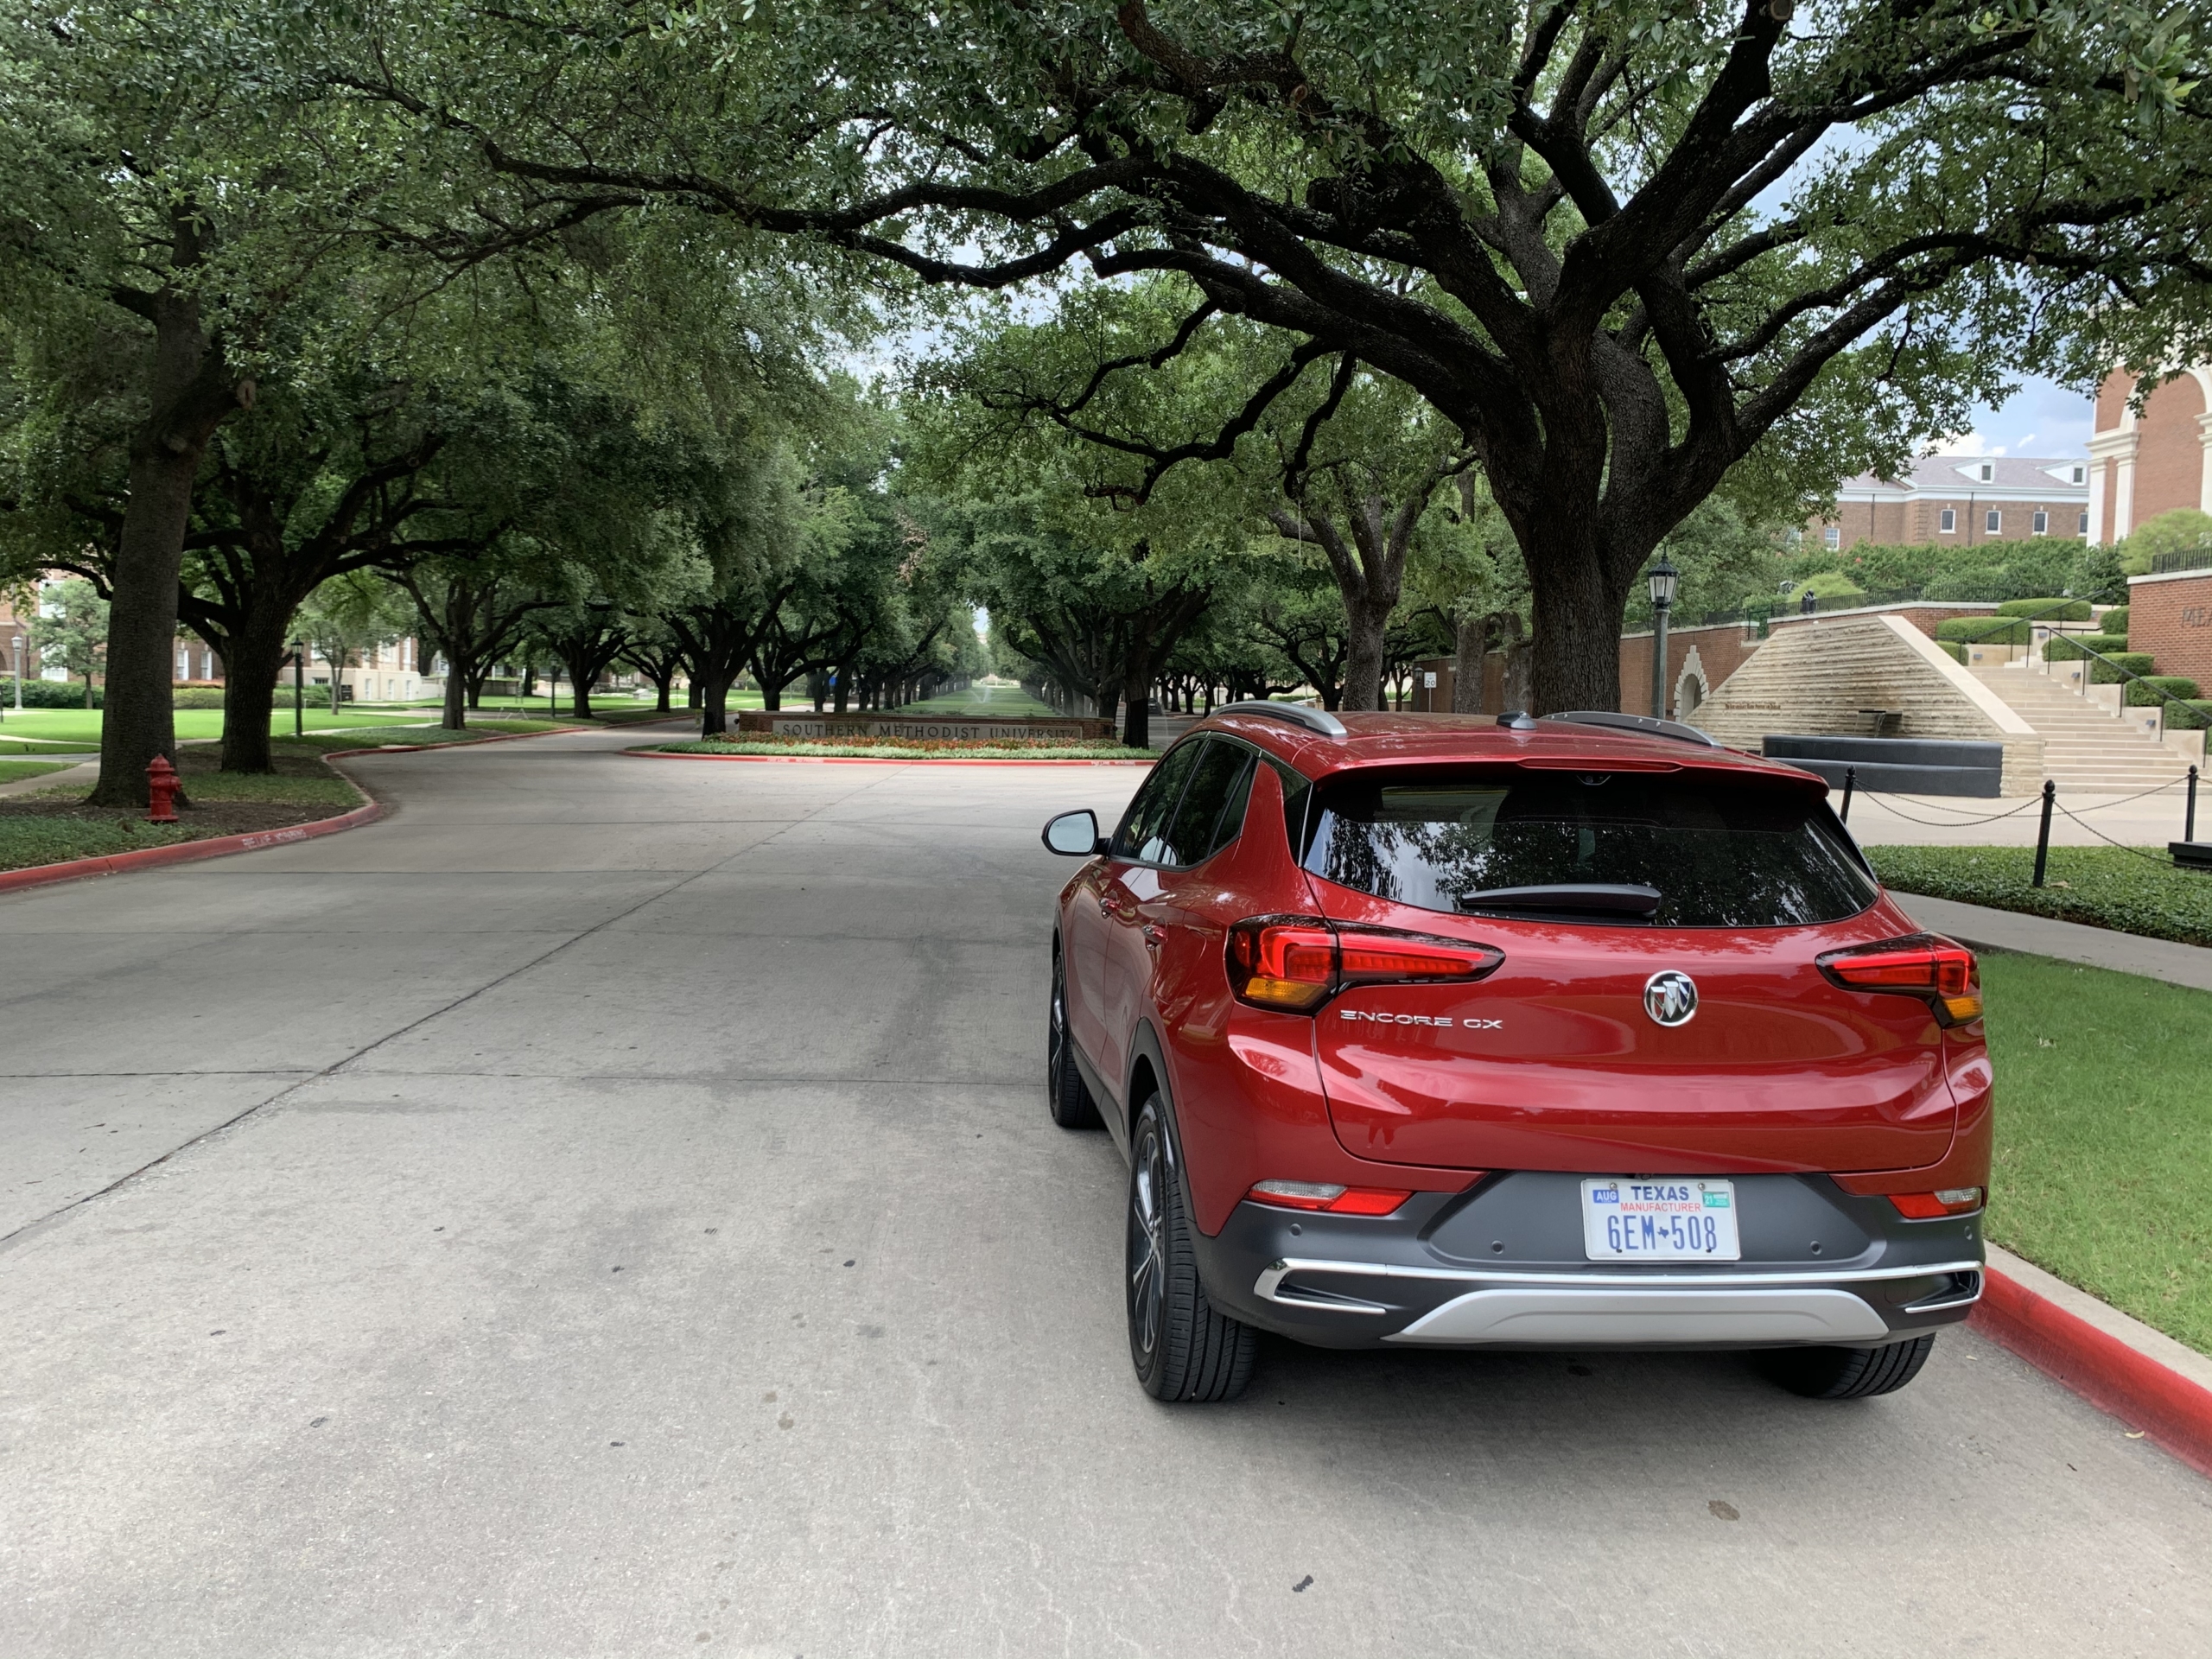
1808,454,2090,554
2087,365,2212,543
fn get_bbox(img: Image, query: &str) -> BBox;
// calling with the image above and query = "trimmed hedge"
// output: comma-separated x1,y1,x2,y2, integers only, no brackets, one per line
2092,652,2157,684
5,681,100,709
1937,639,1967,664
2044,634,2133,663
1936,616,2027,645
2165,700,2212,731
2099,605,2129,640
1995,596,2092,620
2127,675,2200,707
1866,844,2212,949
172,688,226,709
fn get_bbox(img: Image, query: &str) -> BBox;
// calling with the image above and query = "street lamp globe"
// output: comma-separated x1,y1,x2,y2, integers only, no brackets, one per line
1647,554,1679,611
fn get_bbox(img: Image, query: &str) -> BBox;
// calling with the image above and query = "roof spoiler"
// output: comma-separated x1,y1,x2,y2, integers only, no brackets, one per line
1213,700,1348,738
1540,710,1720,748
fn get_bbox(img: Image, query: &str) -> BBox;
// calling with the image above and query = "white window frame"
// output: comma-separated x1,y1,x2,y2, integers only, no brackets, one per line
2078,511,2090,536
1823,525,1841,550
1939,508,1956,533
1986,508,2002,534
2032,511,2048,536
1979,463,1993,481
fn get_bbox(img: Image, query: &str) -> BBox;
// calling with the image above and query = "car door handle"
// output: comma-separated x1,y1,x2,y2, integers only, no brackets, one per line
1097,894,1116,915
1142,925,1166,948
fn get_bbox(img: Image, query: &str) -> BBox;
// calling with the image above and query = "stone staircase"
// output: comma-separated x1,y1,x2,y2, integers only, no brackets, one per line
1970,666,2193,791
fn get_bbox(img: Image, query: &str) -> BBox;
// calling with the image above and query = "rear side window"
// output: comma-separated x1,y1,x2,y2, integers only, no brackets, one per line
1112,741,1201,862
1304,768,1877,927
1163,741,1256,866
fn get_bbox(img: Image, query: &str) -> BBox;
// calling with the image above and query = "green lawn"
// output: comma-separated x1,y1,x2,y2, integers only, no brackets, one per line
892,684,1063,718
1981,952,2212,1356
0,760,77,784
0,708,434,746
1867,843,2212,948
0,817,200,868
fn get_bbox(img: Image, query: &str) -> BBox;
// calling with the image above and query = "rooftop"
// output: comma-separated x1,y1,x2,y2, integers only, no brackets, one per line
1840,454,2089,498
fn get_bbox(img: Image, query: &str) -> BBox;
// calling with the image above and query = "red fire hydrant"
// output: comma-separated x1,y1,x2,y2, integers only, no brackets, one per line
145,754,181,823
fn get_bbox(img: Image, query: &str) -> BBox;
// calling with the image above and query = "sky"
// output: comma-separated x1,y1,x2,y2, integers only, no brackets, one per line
1948,374,2096,459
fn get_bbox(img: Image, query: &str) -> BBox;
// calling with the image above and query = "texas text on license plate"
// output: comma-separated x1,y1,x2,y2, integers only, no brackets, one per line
1580,1178,1740,1261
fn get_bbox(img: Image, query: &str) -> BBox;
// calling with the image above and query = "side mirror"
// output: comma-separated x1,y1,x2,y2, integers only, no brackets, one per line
1041,810,1104,857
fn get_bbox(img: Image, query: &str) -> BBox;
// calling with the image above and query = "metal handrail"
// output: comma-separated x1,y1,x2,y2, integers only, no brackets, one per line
2039,631,2205,730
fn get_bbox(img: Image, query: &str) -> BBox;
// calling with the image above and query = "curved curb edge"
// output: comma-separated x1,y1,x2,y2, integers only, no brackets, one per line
0,798,385,897
622,747,1154,767
1972,1265,2212,1478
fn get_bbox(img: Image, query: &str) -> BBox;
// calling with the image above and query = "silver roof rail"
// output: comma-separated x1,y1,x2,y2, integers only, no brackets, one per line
1213,700,1348,738
1540,710,1720,748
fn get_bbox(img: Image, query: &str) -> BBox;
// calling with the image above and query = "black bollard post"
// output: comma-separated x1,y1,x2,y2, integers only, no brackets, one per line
2189,765,2199,843
1839,766,1855,824
2032,779,2056,887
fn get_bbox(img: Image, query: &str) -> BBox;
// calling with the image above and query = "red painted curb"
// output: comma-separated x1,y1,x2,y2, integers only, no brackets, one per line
0,798,385,897
625,747,1154,767
1972,1266,2212,1478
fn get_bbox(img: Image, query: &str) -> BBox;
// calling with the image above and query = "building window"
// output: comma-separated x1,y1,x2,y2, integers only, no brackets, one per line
176,647,189,680
2072,466,2085,484
2032,511,2048,535
1823,525,1840,550
1986,509,2002,533
2079,510,2090,536
1979,463,1993,481
1940,508,1956,533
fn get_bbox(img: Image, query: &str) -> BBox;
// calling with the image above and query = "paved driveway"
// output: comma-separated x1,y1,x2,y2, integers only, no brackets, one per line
3,729,2207,1657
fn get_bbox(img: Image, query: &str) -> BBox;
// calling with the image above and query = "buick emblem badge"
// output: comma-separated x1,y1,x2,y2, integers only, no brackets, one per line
1643,970,1698,1027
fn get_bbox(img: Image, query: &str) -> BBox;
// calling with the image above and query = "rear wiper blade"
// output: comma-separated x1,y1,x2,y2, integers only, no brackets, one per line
1455,884,1662,918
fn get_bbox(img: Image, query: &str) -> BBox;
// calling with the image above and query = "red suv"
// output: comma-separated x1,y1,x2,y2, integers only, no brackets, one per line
1041,705,1990,1404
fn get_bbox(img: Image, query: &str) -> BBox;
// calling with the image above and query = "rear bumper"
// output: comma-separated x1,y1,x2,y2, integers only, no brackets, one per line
1193,1171,1984,1351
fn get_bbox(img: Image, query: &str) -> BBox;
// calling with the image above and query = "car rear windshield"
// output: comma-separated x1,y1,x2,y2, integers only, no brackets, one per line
1303,766,1878,928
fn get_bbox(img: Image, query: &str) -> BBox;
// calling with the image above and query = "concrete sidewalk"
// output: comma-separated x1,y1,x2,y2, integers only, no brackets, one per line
1891,890,2212,992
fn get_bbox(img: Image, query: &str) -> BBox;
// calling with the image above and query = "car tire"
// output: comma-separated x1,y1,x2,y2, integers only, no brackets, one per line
1048,944,1102,1129
1760,1333,1937,1399
1126,1095,1256,1402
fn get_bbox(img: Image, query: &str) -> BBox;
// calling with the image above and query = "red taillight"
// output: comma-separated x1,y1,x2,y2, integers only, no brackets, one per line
1891,1187,1985,1218
1225,918,1503,1013
1247,1179,1416,1216
1817,933,1983,1025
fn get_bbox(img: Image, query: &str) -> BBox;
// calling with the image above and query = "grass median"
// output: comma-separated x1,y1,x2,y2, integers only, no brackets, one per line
1867,842,2212,948
0,721,565,873
0,760,76,785
1980,951,2212,1356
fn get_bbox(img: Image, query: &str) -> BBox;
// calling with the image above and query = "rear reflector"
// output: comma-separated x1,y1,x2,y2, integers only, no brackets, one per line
1248,1180,1415,1217
1226,918,1503,1012
1816,933,1983,1025
1891,1187,1985,1219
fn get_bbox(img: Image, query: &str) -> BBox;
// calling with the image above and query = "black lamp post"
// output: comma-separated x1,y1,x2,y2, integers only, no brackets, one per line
291,639,306,737
1647,554,1679,719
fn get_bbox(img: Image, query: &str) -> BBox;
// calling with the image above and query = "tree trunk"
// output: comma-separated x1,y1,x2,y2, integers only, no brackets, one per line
89,284,251,806
1452,613,1489,713
1121,643,1152,750
832,664,850,713
443,660,468,730
220,626,288,772
760,677,782,711
1342,598,1389,715
700,671,737,737
84,676,96,711
1524,537,1631,714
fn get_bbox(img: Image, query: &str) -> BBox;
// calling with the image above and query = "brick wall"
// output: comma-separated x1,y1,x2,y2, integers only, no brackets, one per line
2133,374,2209,525
1814,498,2088,550
2126,569,2212,689
1618,621,1763,717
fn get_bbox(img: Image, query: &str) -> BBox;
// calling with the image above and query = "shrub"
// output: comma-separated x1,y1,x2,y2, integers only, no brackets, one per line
1938,639,1967,663
2069,543,2130,604
2044,633,2131,660
172,688,226,709
2091,652,2156,683
2165,700,2212,731
2099,605,2129,640
2127,676,2200,707
1936,616,2026,645
1995,597,2091,620
3,680,100,709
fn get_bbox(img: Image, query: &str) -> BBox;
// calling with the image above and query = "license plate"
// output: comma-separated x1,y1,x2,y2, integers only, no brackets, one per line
1580,1179,1740,1262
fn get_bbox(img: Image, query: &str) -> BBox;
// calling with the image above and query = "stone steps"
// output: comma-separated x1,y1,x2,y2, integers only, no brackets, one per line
1970,667,2190,788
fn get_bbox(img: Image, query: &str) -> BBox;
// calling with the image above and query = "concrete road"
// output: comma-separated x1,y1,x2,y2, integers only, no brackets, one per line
3,729,2207,1659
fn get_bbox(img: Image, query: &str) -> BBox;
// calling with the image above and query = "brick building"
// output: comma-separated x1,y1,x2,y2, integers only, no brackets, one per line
1808,454,2090,553
2086,365,2212,543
